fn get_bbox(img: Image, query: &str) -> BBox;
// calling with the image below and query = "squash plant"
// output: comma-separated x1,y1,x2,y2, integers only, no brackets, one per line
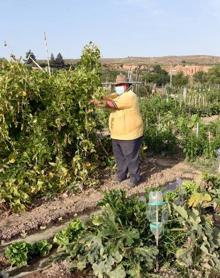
54,190,158,278
54,185,220,277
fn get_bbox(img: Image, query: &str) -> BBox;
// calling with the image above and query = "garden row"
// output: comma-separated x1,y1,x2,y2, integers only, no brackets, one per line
2,174,220,277
140,94,220,159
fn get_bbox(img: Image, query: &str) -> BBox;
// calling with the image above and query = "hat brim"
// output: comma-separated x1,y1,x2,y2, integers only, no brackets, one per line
114,82,133,85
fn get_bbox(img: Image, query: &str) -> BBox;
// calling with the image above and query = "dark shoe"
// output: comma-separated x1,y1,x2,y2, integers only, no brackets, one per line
127,181,135,187
112,174,127,184
127,180,139,187
128,176,143,187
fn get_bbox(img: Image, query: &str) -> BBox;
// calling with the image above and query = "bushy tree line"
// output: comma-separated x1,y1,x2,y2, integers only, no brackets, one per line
194,65,220,84
24,50,65,68
143,64,220,87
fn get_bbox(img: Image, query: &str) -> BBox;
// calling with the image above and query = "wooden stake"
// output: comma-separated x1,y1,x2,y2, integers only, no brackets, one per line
27,54,45,71
208,131,211,144
44,32,51,76
196,122,199,138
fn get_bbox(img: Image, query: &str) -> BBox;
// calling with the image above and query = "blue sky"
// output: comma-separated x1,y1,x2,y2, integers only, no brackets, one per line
0,0,220,59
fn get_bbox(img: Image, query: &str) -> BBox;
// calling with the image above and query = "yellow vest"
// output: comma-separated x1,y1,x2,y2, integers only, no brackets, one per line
108,90,143,140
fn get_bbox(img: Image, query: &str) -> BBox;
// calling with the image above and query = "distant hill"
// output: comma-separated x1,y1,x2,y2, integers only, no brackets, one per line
63,55,220,66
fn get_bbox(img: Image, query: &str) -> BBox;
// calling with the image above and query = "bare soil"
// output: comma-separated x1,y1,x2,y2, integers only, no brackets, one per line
17,261,75,278
202,115,220,124
0,156,201,243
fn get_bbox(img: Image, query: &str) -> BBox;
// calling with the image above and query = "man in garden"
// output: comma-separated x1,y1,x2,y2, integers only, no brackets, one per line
91,74,144,187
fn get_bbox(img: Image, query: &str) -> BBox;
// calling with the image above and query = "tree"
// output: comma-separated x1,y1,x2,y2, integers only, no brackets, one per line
143,65,169,86
193,71,208,84
55,53,65,68
24,50,36,64
206,65,220,84
172,72,189,87
50,53,55,67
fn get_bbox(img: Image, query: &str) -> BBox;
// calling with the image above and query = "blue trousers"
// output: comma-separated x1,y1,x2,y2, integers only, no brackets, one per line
112,136,143,184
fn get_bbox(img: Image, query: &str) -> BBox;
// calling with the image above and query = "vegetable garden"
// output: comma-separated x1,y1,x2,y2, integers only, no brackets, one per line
1,43,220,277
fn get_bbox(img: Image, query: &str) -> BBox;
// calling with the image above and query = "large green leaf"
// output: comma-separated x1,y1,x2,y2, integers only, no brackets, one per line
173,204,188,220
176,247,193,267
108,265,126,278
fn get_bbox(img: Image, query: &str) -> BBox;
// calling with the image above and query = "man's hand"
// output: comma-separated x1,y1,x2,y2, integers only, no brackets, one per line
90,99,105,107
101,96,110,101
90,99,100,106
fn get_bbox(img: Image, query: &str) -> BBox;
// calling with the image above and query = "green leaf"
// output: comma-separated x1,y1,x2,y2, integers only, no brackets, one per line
127,263,141,278
53,230,69,247
173,203,188,220
113,250,123,263
92,260,113,278
4,241,32,267
176,247,193,267
200,243,209,254
76,259,87,271
92,213,103,226
108,265,126,278
32,240,52,257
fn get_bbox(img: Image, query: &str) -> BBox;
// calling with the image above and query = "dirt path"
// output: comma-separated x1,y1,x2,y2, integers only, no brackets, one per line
202,115,220,124
21,261,92,278
0,156,201,243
